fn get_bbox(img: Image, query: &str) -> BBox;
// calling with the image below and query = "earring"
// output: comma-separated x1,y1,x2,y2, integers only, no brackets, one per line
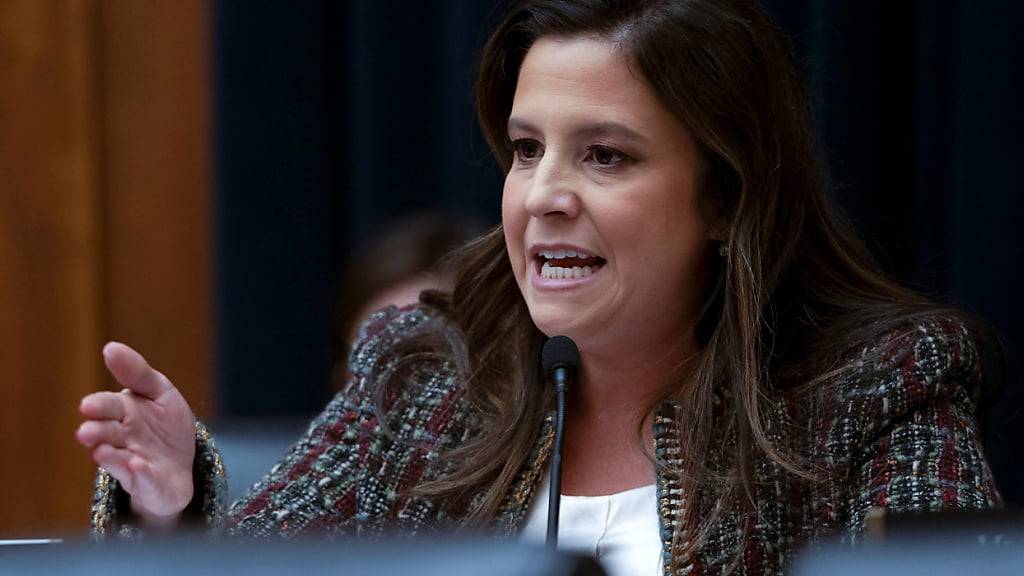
718,242,729,257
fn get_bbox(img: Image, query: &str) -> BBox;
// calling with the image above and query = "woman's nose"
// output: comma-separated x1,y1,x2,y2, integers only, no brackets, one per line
524,155,580,219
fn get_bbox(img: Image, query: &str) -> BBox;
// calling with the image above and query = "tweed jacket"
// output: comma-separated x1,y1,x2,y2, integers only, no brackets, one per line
91,304,1001,574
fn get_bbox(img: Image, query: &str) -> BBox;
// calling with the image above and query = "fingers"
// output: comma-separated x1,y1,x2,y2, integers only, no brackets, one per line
102,342,173,400
91,444,134,488
76,420,126,448
79,391,127,421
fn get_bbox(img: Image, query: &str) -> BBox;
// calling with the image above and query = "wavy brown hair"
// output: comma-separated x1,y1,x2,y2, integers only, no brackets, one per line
399,0,993,568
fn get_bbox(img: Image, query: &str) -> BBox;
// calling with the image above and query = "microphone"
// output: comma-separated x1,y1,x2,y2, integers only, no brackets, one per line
540,335,580,550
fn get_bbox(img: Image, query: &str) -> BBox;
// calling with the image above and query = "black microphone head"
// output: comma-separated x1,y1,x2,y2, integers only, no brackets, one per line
541,335,580,379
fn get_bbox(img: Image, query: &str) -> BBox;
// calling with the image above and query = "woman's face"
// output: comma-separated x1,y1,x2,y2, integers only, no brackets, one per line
502,36,711,356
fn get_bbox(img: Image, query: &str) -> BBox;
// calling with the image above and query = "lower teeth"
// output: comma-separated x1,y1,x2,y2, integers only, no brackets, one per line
540,263,596,279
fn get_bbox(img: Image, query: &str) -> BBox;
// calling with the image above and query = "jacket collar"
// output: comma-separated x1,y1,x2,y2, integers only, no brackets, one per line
492,404,685,570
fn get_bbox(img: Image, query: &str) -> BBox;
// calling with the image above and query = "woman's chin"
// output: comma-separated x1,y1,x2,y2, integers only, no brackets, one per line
527,306,595,342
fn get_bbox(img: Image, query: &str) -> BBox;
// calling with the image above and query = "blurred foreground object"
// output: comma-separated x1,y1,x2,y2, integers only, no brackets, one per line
4,537,605,576
795,509,1024,575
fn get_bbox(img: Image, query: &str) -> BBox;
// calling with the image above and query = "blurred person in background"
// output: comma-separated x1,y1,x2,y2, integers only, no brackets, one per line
332,212,483,389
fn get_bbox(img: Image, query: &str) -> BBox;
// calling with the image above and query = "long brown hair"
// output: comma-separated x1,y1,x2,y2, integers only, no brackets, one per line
398,0,992,567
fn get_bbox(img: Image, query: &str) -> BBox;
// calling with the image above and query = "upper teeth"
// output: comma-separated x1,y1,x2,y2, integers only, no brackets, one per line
539,249,591,259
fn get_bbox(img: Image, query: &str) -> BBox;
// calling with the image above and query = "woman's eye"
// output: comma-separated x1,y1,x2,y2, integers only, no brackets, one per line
586,145,628,167
511,138,542,162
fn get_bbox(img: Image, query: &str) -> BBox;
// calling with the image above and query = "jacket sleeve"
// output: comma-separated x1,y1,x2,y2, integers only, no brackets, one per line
224,375,377,537
226,304,448,537
90,420,228,539
833,317,1002,539
89,305,413,539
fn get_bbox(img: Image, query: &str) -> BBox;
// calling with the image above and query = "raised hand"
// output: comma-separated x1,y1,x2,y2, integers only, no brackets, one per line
76,342,196,528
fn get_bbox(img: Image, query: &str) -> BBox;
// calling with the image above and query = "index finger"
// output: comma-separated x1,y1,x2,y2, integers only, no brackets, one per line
80,391,127,422
102,342,173,400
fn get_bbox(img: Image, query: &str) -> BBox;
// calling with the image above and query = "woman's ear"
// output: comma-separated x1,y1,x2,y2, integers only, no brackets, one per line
696,153,734,244
703,194,733,260
702,193,730,244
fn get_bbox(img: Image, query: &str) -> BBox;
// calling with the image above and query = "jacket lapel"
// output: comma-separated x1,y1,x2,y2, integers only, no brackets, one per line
493,412,556,536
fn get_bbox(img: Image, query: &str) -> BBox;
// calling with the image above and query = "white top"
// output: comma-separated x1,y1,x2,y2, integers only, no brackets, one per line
519,477,664,576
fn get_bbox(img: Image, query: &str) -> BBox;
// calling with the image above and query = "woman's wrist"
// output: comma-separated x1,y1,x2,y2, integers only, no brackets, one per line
130,498,187,532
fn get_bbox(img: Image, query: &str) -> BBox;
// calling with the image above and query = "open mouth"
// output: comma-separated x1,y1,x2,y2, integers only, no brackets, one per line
534,249,606,280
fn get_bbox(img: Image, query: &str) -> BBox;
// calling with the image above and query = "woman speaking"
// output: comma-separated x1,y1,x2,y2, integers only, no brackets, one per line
76,0,1001,574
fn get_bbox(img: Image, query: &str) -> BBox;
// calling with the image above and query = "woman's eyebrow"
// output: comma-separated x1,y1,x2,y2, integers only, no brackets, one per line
571,121,649,145
507,118,648,145
507,117,539,135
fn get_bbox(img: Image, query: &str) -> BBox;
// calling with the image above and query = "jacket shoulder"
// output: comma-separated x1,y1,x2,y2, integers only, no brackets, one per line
837,315,981,407
817,315,986,465
813,315,1001,531
349,303,458,378
347,303,467,440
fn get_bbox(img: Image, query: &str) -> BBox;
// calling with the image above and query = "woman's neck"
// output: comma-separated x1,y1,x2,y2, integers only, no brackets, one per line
554,326,700,495
559,341,695,495
569,333,698,422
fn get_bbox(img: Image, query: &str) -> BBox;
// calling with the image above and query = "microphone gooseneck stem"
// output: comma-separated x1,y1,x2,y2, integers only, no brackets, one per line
546,368,568,550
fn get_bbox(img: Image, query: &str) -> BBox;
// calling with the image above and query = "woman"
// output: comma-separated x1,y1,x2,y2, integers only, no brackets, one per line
77,0,1001,574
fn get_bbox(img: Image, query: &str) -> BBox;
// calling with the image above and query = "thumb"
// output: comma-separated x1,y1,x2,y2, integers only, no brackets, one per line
102,342,173,400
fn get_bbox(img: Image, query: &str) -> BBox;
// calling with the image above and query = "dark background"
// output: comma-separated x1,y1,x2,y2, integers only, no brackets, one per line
211,1,1023,504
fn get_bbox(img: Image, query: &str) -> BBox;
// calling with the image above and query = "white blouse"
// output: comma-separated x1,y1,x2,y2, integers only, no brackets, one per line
518,477,664,576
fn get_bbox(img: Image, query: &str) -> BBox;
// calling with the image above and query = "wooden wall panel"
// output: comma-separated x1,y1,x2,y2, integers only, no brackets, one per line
0,0,104,536
99,1,213,417
0,0,212,536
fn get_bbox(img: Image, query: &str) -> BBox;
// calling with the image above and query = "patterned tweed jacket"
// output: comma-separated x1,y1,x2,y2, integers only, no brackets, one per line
91,304,1001,575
